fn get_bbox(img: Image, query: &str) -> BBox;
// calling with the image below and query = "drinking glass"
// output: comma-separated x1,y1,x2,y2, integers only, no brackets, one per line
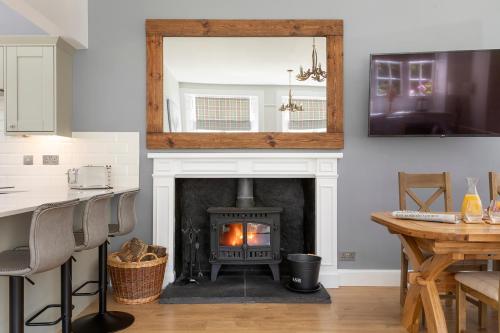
464,199,484,223
487,199,500,224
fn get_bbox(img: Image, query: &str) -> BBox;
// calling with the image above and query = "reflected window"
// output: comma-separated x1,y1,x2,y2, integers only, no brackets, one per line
282,97,326,132
247,223,271,246
375,60,402,96
409,61,434,96
185,94,259,132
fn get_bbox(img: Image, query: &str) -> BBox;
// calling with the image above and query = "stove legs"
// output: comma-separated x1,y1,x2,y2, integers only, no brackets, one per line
211,264,222,282
269,264,280,281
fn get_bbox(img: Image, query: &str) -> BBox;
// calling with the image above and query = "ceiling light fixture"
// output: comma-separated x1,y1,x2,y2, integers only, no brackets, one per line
296,37,327,82
279,70,303,112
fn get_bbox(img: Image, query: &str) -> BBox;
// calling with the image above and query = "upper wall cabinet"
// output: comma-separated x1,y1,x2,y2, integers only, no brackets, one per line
0,37,74,136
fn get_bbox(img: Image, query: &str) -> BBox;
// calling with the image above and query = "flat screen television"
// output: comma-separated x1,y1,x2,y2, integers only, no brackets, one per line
368,49,500,136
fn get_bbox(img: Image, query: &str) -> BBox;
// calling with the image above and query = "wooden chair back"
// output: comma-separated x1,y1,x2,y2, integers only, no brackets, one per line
398,172,453,212
489,172,500,201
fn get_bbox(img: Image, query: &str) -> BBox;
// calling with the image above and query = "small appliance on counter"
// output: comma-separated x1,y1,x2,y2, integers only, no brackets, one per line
67,165,112,190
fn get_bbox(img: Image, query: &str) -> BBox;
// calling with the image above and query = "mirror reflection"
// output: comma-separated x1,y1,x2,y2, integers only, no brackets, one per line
163,37,327,133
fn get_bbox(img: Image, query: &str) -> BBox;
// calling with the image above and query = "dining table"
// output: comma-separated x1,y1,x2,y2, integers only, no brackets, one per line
371,212,500,333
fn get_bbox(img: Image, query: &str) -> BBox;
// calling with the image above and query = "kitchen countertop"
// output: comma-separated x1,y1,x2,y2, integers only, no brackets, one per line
0,186,139,218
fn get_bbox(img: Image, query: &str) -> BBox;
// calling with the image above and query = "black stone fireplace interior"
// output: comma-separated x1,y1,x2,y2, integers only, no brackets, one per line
174,178,316,282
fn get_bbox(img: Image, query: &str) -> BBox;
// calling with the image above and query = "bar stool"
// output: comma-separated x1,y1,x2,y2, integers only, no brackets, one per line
72,190,139,333
0,199,79,333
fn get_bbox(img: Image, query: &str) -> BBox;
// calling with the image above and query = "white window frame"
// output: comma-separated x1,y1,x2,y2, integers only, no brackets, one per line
183,93,259,132
409,60,434,96
280,95,327,133
375,60,402,97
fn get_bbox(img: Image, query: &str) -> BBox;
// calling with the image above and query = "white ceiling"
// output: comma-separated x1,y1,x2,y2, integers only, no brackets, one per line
164,37,327,87
1,0,88,48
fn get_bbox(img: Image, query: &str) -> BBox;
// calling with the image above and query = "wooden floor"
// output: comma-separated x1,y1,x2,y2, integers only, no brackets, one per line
80,287,499,332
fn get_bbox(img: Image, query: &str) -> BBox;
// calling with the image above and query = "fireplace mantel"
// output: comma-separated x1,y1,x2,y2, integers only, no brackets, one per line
148,152,343,287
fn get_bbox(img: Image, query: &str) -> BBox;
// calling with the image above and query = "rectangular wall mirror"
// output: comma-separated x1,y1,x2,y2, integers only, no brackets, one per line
146,20,343,149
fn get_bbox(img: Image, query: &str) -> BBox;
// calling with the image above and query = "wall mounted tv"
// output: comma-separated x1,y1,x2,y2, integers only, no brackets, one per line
369,49,500,136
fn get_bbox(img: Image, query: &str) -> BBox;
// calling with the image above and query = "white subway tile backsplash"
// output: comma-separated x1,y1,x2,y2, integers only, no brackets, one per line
0,98,139,188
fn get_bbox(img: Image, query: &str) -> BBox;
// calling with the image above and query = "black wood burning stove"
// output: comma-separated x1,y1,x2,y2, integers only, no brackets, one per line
207,179,282,281
208,207,282,281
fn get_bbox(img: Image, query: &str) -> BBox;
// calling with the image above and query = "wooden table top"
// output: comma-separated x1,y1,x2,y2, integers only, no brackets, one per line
371,212,500,242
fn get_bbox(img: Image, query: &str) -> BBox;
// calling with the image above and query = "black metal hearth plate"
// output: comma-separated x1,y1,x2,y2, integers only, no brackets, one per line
159,271,331,304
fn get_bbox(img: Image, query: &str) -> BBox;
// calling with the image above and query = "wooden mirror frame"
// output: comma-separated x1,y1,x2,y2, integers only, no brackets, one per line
146,19,343,149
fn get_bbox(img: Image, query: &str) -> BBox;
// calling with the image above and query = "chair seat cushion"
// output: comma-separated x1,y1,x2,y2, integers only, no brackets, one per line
0,249,31,276
456,271,500,301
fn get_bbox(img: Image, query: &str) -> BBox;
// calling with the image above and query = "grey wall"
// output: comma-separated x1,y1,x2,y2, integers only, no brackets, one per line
0,2,46,35
73,0,500,269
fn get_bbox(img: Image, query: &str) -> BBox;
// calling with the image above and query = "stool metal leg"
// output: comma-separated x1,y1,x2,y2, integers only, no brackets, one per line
9,276,24,333
72,243,134,333
99,242,107,314
61,259,72,333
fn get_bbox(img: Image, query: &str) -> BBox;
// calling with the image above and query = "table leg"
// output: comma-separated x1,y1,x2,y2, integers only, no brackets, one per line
420,280,447,333
402,284,422,333
400,235,461,333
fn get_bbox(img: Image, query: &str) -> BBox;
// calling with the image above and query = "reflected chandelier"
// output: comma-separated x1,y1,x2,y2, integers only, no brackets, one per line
279,70,303,112
296,37,327,82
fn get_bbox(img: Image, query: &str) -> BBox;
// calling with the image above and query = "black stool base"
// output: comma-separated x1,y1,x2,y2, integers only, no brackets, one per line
72,311,134,333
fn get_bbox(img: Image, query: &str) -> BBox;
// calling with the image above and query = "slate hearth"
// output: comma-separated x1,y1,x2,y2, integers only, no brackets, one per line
159,270,331,304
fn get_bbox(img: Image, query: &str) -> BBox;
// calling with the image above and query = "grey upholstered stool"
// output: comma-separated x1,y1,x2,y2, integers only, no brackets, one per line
72,190,139,333
0,199,79,333
109,189,140,237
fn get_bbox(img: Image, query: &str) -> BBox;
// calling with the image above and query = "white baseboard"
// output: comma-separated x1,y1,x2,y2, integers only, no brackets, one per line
337,269,400,287
163,269,400,289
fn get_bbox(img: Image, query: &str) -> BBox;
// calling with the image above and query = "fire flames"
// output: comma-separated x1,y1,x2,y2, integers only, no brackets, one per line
220,223,262,247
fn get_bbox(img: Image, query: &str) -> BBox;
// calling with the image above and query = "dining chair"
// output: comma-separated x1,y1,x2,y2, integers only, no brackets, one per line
490,172,500,201
398,172,487,324
490,172,500,272
456,271,500,332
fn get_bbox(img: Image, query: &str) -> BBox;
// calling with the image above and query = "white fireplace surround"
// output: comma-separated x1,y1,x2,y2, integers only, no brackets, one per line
148,152,344,288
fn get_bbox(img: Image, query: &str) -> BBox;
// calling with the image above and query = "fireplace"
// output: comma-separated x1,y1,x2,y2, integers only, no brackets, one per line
148,152,342,288
208,206,282,281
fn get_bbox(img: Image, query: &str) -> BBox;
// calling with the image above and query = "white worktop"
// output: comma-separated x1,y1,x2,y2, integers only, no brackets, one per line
0,186,139,218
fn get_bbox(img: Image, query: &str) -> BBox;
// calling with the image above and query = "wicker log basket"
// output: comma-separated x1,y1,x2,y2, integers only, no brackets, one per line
108,239,167,304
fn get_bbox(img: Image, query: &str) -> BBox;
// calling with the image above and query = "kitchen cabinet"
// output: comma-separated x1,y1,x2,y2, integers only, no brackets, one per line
0,37,74,136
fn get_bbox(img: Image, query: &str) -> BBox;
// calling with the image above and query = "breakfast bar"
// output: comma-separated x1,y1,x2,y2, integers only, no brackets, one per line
0,186,140,218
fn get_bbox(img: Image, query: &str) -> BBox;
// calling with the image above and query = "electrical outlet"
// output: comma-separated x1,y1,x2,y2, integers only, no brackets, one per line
23,155,33,165
339,251,356,262
42,155,59,165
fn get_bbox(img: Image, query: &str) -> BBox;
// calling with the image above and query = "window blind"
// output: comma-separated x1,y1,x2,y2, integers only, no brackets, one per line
288,99,327,130
195,96,251,131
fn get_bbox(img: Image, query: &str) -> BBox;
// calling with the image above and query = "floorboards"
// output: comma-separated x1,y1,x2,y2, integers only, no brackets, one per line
79,287,499,332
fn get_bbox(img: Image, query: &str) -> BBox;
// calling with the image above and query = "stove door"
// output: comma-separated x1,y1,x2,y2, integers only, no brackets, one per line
246,222,273,260
246,223,271,246
216,223,245,261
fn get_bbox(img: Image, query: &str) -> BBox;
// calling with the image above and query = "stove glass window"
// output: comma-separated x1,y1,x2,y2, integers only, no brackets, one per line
219,223,244,247
247,223,271,246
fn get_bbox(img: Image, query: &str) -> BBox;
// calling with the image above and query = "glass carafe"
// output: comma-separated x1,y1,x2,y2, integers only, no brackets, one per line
461,177,484,223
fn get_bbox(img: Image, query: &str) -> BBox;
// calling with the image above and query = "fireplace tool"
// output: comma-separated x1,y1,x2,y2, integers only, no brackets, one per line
180,219,201,285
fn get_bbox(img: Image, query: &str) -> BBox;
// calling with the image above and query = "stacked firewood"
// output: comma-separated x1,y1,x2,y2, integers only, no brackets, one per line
117,238,167,262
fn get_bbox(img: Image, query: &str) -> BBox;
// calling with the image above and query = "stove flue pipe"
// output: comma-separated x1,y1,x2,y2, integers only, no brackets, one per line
236,178,255,208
